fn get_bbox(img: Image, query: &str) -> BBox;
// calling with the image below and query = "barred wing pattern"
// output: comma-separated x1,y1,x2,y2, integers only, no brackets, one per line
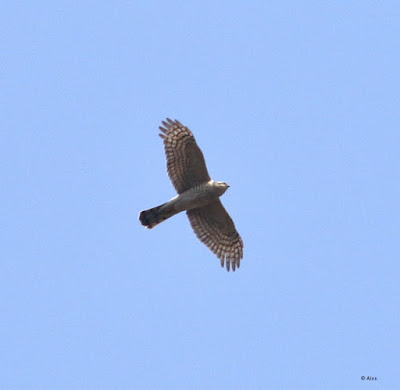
159,119,211,194
187,200,243,271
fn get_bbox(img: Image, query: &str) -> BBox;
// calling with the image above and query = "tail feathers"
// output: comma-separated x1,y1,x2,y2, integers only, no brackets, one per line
139,203,173,229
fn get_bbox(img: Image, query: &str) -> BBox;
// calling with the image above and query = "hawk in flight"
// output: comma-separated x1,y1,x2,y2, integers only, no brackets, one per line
139,119,243,271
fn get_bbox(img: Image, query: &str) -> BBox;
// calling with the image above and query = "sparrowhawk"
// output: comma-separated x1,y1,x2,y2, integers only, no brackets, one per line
139,119,243,271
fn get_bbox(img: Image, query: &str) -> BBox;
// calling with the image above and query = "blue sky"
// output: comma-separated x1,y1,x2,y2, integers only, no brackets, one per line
2,1,399,389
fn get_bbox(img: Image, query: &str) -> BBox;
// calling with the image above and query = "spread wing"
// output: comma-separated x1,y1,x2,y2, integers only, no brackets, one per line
159,119,211,194
187,200,244,271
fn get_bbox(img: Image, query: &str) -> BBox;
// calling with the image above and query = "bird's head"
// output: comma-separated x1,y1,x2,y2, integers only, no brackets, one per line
215,181,230,195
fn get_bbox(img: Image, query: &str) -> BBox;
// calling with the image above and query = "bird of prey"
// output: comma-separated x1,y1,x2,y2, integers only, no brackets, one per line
139,119,243,271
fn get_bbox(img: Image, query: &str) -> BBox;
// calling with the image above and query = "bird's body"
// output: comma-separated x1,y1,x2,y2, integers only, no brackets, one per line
140,180,228,228
139,119,243,271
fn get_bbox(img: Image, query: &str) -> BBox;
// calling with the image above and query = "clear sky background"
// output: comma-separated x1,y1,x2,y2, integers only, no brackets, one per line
2,1,399,389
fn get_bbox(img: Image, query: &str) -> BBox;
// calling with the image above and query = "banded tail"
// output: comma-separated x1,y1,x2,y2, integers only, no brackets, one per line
139,202,176,229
